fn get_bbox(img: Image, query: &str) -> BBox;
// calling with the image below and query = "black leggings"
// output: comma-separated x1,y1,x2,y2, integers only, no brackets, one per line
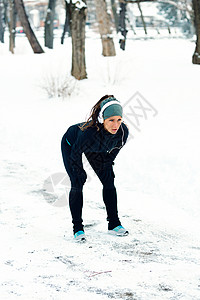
61,137,121,234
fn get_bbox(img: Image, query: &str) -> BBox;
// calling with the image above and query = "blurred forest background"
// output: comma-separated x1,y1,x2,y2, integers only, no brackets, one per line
0,0,199,80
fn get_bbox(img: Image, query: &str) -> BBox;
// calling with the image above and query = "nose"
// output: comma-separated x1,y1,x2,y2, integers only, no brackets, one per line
113,121,119,128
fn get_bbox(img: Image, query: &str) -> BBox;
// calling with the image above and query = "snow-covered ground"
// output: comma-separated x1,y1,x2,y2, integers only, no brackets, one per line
1,31,200,299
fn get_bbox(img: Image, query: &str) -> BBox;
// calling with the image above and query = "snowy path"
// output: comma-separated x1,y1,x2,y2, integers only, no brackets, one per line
1,143,200,299
1,177,200,300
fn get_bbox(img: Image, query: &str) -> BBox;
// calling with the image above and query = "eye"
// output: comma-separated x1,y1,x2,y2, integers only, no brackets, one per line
118,119,122,122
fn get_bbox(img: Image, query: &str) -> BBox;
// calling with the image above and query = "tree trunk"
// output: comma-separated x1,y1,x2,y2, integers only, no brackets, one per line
14,0,44,53
126,6,136,35
110,0,119,32
61,1,71,44
44,0,56,49
119,3,127,50
70,0,87,80
0,0,4,43
8,0,16,53
192,0,200,64
137,2,147,35
94,0,116,56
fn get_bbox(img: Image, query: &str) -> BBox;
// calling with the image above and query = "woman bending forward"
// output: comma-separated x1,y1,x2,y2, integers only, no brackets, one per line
61,95,129,241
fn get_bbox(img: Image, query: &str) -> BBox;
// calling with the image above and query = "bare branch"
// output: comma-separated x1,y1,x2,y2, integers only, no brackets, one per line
118,0,193,16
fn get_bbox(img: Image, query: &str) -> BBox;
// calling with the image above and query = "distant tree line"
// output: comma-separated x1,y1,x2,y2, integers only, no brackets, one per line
0,0,200,80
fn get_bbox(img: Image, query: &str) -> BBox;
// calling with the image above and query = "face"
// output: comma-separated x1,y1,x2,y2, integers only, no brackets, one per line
103,116,122,134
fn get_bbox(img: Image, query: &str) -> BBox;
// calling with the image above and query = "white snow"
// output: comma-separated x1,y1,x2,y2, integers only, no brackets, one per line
1,30,200,300
71,0,87,9
129,2,160,17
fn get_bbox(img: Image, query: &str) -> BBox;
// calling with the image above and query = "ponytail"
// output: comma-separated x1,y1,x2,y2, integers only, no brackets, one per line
79,95,114,131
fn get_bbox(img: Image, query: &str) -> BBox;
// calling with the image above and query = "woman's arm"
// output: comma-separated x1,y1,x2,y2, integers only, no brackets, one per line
70,129,91,176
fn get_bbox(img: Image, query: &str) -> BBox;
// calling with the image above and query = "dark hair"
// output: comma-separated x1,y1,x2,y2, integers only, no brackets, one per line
79,95,114,131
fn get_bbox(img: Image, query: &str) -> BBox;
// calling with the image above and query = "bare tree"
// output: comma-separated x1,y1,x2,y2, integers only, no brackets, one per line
0,0,7,43
119,2,127,50
61,0,71,44
137,2,147,34
8,0,16,53
94,0,116,56
192,0,200,64
119,0,193,18
0,0,5,43
14,0,44,53
111,0,119,32
70,0,87,80
45,0,56,49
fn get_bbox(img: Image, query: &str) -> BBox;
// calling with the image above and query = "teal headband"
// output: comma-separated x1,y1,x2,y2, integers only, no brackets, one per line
98,97,123,123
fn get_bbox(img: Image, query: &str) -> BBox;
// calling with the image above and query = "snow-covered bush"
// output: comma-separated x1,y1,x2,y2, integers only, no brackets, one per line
40,74,78,99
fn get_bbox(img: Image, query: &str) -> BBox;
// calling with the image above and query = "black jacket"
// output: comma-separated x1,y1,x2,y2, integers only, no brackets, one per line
62,122,129,173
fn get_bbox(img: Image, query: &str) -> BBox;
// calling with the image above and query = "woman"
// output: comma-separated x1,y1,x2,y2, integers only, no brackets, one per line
61,95,129,242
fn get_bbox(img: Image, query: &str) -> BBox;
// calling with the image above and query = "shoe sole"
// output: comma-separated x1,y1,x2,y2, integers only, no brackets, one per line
108,231,129,236
74,236,86,243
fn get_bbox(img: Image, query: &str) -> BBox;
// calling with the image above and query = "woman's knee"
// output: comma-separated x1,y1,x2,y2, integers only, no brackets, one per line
97,168,115,186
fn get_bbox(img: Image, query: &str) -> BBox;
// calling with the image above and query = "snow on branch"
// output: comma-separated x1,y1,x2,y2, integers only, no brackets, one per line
158,0,193,15
65,0,87,9
118,0,193,16
118,0,158,3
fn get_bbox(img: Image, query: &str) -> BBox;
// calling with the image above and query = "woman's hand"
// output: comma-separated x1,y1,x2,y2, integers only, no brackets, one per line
76,170,87,186
102,161,114,169
71,167,87,187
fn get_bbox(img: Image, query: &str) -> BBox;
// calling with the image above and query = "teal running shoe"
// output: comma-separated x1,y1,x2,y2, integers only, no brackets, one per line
108,225,129,236
74,231,86,242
